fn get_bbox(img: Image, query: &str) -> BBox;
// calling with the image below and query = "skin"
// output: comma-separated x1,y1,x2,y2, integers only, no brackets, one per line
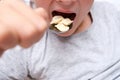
0,0,48,53
0,0,94,55
34,0,94,36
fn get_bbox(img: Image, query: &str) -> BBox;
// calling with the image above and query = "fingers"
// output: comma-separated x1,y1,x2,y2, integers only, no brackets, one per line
0,0,49,51
5,0,49,31
0,23,19,50
34,8,50,22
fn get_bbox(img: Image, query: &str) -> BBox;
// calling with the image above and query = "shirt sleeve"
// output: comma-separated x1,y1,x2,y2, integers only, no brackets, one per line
0,46,30,80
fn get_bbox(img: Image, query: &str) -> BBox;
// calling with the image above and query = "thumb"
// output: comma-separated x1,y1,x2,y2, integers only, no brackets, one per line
34,8,50,23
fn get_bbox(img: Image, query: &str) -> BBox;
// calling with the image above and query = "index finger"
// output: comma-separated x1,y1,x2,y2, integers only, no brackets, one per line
4,0,49,30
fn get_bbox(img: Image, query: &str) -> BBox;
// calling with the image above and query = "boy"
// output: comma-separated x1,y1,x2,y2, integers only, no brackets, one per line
0,0,120,80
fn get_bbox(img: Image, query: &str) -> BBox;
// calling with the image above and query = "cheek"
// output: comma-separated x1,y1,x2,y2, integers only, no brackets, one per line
80,0,93,11
34,0,51,8
77,0,93,21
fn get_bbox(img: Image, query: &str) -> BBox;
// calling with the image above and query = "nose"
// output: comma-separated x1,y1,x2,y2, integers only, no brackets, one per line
56,0,76,7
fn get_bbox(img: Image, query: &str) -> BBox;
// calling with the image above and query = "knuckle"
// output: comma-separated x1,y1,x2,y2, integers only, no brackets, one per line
38,20,48,33
0,29,18,49
35,8,49,20
19,26,42,48
0,27,10,42
0,26,18,49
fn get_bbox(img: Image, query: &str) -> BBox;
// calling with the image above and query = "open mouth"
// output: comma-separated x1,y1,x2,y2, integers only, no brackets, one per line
49,11,76,33
52,11,76,20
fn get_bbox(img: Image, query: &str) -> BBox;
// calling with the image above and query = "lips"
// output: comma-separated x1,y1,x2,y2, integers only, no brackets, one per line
52,11,76,20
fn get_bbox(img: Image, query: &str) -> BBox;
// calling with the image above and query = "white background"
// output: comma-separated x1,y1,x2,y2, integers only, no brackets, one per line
96,0,120,10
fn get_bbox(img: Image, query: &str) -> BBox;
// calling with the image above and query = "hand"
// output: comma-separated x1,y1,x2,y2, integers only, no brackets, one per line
0,0,49,54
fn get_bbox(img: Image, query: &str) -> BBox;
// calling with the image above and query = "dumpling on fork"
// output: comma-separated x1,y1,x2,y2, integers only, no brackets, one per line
49,11,76,33
50,16,73,32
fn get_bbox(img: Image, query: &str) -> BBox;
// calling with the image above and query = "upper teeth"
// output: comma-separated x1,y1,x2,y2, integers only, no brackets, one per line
50,16,73,32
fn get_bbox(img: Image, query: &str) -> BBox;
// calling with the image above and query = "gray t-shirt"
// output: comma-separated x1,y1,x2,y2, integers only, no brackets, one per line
0,1,120,80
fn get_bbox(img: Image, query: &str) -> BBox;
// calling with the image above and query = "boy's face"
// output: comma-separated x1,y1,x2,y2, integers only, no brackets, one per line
34,0,94,37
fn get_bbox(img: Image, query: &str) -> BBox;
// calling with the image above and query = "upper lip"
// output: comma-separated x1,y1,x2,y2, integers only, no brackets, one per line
52,10,76,20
